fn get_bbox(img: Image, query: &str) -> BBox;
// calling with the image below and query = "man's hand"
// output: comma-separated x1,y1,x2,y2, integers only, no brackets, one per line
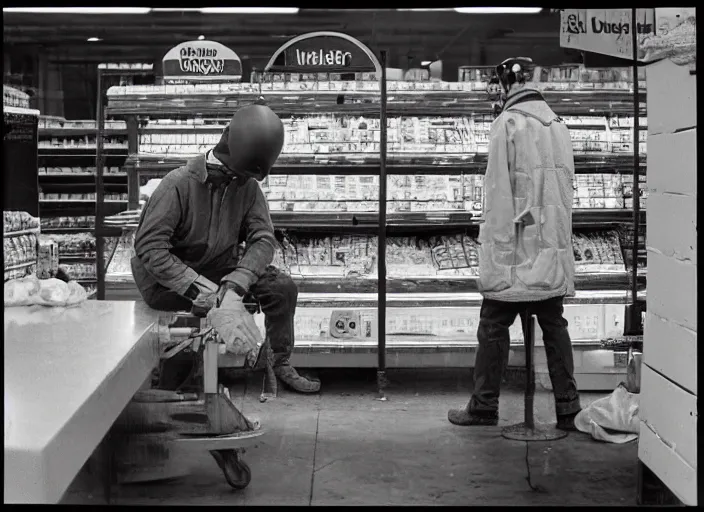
190,275,219,316
207,289,264,356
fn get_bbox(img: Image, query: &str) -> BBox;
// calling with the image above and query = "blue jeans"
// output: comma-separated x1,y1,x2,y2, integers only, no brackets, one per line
469,296,581,417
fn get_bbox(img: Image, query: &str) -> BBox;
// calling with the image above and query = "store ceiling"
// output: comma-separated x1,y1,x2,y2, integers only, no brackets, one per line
3,9,572,68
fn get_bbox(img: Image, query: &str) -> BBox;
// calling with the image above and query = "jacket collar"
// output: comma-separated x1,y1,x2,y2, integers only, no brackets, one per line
185,152,240,186
503,86,545,111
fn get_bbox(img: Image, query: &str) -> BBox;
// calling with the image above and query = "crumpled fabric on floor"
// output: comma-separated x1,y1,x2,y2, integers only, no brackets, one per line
574,384,640,444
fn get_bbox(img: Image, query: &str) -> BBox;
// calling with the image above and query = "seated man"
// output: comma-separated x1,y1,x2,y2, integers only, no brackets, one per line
131,102,320,394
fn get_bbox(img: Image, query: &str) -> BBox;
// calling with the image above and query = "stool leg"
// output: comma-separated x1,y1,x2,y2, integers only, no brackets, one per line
501,314,568,442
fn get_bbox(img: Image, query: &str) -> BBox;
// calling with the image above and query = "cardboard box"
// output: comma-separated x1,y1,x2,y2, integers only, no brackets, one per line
644,311,697,395
646,250,697,332
646,192,697,261
646,58,697,136
647,129,697,195
639,361,697,470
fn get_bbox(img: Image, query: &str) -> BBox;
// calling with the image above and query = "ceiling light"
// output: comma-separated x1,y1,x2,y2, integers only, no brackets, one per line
87,37,102,42
421,61,432,66
454,8,543,14
199,8,299,14
198,35,205,40
3,7,151,14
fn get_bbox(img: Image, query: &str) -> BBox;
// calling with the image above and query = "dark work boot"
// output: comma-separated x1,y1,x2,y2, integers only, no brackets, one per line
447,406,499,426
274,356,321,393
556,410,581,431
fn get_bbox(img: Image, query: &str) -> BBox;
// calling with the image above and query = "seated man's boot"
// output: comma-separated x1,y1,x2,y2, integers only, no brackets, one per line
447,405,499,426
273,355,321,393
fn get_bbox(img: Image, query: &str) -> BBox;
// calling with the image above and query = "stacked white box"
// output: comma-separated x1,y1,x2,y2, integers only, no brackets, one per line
639,58,697,507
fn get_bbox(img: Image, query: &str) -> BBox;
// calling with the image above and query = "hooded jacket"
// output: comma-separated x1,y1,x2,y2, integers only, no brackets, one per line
131,152,277,300
477,85,576,302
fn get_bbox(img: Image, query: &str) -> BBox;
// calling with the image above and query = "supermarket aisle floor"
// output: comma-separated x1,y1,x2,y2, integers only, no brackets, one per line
64,369,638,506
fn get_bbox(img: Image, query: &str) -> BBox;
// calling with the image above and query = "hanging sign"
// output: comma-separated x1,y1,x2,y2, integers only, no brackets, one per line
162,40,242,83
265,31,380,74
560,9,656,61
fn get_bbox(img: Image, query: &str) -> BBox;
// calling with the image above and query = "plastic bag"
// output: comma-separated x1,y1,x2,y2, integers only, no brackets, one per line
4,275,87,308
574,384,640,444
4,275,41,306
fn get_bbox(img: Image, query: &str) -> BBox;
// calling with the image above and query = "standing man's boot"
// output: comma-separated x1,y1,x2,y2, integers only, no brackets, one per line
274,355,321,393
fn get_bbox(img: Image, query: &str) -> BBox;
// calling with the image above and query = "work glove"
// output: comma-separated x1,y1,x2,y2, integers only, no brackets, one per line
207,288,264,356
189,275,219,316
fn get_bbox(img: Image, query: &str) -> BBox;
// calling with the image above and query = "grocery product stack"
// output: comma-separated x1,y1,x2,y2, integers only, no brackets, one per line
37,114,131,294
3,85,31,109
4,211,41,282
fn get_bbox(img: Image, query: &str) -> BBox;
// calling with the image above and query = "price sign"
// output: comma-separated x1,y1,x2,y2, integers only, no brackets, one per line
266,32,380,74
560,9,655,61
162,40,242,83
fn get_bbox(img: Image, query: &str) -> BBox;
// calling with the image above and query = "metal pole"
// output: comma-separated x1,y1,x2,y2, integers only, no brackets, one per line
96,68,106,300
524,312,535,430
630,7,641,307
376,51,388,399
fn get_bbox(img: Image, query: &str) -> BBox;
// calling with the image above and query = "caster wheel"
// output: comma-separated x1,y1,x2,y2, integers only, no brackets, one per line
210,449,252,490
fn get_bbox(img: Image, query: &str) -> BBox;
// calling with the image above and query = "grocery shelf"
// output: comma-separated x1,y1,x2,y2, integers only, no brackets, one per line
58,255,96,263
39,199,128,203
38,147,128,155
38,128,128,137
41,226,123,237
124,152,647,175
39,173,127,178
105,274,645,300
106,88,646,117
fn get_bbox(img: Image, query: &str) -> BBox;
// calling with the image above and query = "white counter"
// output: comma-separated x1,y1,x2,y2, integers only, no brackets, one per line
4,300,161,504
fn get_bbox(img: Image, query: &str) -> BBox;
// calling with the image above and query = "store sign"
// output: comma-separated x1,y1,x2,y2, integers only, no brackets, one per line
266,32,379,73
162,40,242,83
560,9,656,61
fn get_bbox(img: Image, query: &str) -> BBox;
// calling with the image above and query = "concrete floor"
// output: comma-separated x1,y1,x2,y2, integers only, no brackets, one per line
63,368,639,506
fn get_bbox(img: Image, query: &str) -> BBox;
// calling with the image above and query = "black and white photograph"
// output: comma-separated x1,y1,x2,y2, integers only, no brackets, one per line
3,6,697,506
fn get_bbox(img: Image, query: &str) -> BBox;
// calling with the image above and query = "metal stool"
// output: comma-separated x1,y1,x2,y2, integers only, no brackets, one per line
501,313,568,442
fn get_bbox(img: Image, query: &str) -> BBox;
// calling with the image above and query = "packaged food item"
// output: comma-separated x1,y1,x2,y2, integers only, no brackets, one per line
37,239,59,279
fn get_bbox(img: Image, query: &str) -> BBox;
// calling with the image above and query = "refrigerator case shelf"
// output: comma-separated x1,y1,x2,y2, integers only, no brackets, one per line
102,82,646,371
124,152,647,175
106,85,646,117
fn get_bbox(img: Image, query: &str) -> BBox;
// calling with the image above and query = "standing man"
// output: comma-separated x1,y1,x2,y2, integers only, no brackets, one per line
131,102,320,394
448,57,581,430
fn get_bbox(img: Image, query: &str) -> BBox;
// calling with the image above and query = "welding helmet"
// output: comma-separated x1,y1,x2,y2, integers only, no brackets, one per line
213,100,285,181
495,57,535,94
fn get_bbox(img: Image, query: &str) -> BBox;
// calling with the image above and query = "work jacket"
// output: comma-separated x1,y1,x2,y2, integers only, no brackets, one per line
478,86,576,302
131,153,277,299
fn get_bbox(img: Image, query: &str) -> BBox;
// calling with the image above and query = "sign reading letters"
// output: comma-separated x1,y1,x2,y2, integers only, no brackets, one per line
162,40,242,83
267,33,378,73
560,9,656,61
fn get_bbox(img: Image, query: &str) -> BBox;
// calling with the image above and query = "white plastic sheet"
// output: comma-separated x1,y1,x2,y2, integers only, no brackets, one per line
574,384,640,444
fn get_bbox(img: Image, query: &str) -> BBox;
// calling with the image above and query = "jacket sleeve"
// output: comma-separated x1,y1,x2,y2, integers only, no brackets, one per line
222,182,277,292
482,117,516,244
133,175,199,296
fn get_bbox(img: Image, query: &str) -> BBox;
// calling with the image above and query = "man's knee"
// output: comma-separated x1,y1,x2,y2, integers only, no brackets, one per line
254,267,298,316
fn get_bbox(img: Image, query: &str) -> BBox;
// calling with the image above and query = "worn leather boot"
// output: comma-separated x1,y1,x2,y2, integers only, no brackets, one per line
273,356,321,393
447,405,499,426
